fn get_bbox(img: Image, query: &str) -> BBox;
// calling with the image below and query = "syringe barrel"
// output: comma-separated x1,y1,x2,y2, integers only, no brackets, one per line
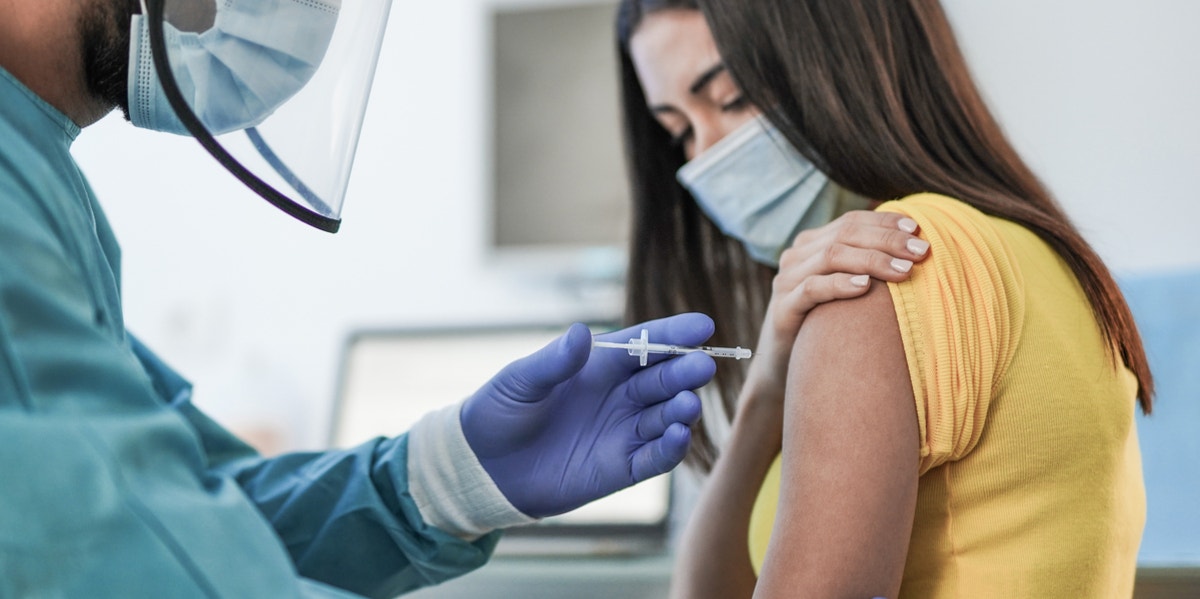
699,346,752,360
592,335,752,362
643,344,752,360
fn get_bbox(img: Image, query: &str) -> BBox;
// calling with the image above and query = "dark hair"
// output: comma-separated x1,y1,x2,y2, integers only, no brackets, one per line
80,0,135,118
617,0,775,472
617,0,1155,471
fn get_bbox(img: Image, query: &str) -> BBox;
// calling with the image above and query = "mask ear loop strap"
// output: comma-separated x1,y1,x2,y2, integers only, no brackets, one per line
143,0,342,233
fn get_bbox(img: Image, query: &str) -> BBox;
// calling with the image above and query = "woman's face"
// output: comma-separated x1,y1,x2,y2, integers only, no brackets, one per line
629,8,759,161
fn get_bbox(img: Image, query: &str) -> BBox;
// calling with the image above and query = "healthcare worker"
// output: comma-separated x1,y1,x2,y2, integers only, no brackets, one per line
0,1,717,597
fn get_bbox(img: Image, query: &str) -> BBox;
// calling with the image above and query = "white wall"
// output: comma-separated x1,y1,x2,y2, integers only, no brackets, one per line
70,0,1200,451
943,0,1200,275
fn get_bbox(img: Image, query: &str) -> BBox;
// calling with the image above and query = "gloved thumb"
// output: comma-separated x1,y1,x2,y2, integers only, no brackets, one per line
490,323,592,403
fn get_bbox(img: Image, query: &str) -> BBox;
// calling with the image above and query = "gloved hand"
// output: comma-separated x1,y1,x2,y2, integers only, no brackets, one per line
461,313,717,518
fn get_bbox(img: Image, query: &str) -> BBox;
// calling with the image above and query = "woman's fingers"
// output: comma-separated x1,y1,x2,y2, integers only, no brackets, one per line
789,211,928,262
773,273,875,330
765,210,929,348
777,210,929,288
784,245,921,286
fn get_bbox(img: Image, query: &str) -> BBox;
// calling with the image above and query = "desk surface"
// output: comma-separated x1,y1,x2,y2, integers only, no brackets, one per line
401,554,1199,598
403,553,673,599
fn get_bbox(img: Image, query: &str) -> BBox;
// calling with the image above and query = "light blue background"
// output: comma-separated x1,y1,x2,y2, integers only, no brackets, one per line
1124,269,1200,566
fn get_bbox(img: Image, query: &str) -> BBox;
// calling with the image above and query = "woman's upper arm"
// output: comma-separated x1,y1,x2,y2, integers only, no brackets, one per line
754,280,919,599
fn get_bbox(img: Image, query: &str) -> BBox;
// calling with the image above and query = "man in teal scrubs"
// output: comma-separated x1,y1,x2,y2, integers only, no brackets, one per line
0,1,715,597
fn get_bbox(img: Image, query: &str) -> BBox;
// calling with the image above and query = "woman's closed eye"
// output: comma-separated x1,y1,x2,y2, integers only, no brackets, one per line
668,97,750,147
722,95,750,112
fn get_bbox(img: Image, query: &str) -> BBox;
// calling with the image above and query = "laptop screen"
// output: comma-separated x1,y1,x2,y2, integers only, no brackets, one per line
329,325,672,554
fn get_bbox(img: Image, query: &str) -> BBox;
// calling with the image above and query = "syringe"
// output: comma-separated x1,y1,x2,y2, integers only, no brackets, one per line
593,329,753,366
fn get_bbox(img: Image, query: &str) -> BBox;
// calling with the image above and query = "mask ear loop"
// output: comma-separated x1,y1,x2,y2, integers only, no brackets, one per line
142,0,342,233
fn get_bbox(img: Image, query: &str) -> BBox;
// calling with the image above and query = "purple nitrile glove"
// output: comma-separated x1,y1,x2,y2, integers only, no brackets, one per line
460,313,716,518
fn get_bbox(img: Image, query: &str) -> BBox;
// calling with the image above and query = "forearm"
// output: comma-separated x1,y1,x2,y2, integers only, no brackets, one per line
670,386,783,599
223,404,536,598
225,437,500,598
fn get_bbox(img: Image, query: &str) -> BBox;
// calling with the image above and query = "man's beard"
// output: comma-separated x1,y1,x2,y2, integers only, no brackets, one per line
79,0,135,120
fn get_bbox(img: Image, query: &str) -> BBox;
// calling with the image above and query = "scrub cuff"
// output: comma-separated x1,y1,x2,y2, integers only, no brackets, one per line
407,402,536,541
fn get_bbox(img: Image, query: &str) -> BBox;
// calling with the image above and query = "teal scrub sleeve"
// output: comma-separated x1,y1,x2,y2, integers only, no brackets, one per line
130,338,503,598
1,63,499,595
0,184,306,597
0,160,497,598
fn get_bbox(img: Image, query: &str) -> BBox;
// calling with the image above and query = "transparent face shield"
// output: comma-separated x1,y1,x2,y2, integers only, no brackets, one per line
134,0,393,232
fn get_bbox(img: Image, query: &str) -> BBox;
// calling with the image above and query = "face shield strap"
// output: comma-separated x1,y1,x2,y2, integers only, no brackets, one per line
143,0,342,233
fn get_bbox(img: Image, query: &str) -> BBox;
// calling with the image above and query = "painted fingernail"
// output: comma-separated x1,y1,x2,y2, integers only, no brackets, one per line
898,218,918,233
891,258,913,273
907,238,930,256
851,275,870,287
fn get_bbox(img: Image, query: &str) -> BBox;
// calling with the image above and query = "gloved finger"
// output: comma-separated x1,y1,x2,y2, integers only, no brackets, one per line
485,322,592,403
630,422,692,483
625,352,716,407
593,313,716,369
635,390,703,440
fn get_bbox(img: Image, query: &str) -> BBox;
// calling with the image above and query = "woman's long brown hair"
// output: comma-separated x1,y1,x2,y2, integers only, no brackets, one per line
620,0,1154,472
618,0,774,472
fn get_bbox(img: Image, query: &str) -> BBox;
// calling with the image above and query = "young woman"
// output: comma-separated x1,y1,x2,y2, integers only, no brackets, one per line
616,0,1153,597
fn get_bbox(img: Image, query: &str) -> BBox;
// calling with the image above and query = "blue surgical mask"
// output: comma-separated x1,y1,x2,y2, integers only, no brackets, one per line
127,0,341,135
677,117,835,267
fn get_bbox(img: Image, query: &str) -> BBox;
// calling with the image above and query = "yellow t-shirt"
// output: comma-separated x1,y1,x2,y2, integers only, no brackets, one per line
747,194,1145,597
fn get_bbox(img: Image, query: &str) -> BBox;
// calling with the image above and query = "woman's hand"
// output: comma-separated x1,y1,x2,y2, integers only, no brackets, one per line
745,210,931,406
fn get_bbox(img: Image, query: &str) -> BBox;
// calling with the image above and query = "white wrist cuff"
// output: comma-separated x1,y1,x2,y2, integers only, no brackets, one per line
407,402,536,541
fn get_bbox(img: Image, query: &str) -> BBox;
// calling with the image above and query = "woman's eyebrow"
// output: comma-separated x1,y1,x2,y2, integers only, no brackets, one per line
648,63,728,115
689,63,727,95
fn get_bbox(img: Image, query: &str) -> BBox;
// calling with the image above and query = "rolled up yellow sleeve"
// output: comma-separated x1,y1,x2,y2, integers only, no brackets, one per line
877,194,1026,474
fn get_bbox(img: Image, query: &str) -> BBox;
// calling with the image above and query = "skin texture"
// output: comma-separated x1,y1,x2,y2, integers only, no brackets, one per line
670,231,924,599
0,0,114,126
755,283,919,598
628,8,758,160
0,0,208,127
626,8,931,597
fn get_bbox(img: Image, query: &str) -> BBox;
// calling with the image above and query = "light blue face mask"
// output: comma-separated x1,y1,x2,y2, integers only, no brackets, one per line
127,0,341,135
676,116,836,267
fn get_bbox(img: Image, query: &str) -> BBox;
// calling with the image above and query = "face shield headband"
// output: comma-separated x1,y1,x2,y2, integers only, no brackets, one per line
140,0,392,233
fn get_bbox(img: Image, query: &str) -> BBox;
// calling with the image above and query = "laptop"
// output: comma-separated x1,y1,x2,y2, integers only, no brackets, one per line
328,323,673,557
